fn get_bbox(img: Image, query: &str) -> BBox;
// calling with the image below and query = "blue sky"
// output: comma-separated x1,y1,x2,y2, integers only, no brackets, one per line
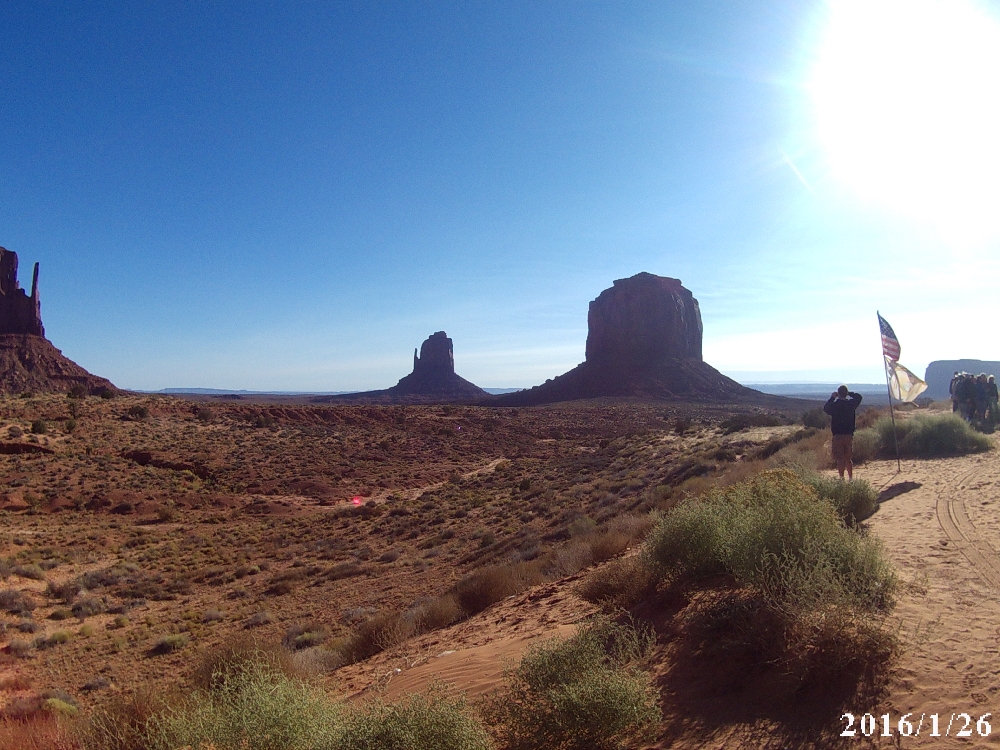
2,1,998,391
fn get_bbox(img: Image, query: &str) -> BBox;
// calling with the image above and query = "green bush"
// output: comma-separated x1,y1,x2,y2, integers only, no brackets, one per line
643,470,896,613
875,414,993,457
481,618,658,750
801,408,829,429
146,664,340,750
337,692,491,750
30,419,47,435
802,473,879,525
851,427,881,464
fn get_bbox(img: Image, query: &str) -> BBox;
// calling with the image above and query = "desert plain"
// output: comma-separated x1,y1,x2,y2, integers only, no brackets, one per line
0,391,995,748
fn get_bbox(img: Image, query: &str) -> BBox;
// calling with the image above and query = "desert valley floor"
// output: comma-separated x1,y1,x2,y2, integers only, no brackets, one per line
0,393,996,747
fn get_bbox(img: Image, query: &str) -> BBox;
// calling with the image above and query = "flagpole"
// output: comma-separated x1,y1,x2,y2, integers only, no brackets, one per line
878,312,902,474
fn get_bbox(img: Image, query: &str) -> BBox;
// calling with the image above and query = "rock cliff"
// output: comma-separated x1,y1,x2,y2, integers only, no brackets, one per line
0,246,117,395
493,273,768,406
0,247,44,337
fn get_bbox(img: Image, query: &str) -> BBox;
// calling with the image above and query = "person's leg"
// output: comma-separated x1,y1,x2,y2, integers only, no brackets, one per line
845,435,854,479
832,435,847,479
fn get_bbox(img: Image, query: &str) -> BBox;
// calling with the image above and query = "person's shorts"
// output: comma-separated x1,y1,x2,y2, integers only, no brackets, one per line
831,434,853,462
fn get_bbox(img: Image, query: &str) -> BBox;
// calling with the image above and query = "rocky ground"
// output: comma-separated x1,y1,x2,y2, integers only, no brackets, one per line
0,392,807,722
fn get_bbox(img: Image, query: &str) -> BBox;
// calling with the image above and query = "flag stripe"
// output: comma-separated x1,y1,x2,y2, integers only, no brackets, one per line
878,313,901,361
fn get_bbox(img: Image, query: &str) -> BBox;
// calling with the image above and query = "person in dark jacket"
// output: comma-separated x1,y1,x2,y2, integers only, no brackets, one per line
823,385,863,479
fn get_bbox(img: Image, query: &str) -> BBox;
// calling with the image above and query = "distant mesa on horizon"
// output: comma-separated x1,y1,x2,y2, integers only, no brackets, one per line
492,272,781,406
924,359,1000,401
0,246,117,396
312,331,488,404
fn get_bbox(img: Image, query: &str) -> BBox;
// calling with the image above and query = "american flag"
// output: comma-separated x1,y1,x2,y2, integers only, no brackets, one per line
878,312,900,361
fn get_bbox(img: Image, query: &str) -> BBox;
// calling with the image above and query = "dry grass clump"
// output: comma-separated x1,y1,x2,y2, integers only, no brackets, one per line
190,636,303,692
451,561,547,618
577,556,655,609
480,617,659,750
0,714,78,750
875,413,993,457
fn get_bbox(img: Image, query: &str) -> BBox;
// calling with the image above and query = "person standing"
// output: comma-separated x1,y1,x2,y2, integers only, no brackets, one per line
823,385,863,480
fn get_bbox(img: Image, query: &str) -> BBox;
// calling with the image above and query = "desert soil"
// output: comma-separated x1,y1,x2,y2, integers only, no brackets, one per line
855,448,1000,748
2,393,998,749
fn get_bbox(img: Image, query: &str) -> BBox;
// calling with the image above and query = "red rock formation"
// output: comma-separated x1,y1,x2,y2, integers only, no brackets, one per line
314,331,488,403
0,335,117,395
0,247,44,337
494,272,769,406
0,246,117,395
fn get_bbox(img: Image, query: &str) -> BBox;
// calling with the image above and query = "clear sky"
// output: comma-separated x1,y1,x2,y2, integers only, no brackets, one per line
2,1,998,391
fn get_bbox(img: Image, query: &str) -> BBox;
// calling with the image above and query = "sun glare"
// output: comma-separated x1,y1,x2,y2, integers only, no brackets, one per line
811,0,1000,242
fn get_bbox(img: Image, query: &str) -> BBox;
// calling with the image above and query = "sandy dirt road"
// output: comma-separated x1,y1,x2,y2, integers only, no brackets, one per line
858,446,1000,748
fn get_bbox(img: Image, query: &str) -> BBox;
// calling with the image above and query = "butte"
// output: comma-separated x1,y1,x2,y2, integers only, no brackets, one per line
492,272,776,406
313,331,488,404
0,246,116,395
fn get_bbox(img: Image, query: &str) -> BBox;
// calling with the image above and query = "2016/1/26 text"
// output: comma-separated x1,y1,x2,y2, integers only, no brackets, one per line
840,712,991,738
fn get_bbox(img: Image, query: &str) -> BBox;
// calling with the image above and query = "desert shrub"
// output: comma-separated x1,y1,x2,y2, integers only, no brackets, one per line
195,407,213,423
335,611,413,665
856,407,886,430
149,634,188,656
802,474,879,526
719,413,784,434
875,414,993,457
7,426,22,438
283,622,331,651
13,564,45,580
801,408,829,429
0,714,77,750
34,631,71,649
198,608,224,624
191,636,302,693
30,419,47,435
99,388,115,399
643,470,896,613
64,418,77,433
244,610,272,629
449,561,545,618
577,556,655,609
72,596,107,619
148,664,339,750
83,689,176,750
0,589,35,614
410,595,462,632
67,383,88,399
481,617,659,750
850,427,881,464
127,405,150,421
7,638,32,658
337,691,490,750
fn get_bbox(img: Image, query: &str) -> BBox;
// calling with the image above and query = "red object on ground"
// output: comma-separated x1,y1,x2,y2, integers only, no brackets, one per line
351,496,362,505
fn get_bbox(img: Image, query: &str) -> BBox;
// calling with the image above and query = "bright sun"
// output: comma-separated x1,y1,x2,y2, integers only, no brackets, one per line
811,0,1000,242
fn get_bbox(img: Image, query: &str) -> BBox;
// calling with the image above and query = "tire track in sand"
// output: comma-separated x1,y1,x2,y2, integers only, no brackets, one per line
934,467,1000,590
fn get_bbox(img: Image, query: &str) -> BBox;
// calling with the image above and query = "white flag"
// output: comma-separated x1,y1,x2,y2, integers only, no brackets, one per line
885,356,928,402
